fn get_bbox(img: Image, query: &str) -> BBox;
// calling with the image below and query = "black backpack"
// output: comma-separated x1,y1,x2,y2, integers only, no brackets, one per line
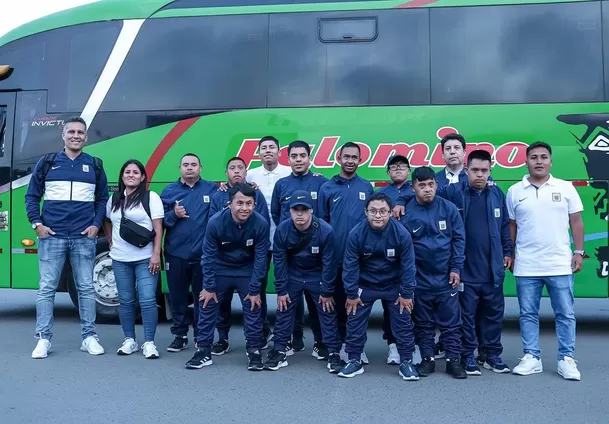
40,152,103,183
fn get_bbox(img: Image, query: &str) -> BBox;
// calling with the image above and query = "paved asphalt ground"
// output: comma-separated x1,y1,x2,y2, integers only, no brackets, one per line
0,290,608,424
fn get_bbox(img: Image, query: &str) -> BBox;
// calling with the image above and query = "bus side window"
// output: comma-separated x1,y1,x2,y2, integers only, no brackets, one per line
429,1,604,105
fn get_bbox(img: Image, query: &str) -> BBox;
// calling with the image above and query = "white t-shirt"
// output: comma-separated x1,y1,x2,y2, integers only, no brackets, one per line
246,163,292,250
506,175,583,277
106,191,165,263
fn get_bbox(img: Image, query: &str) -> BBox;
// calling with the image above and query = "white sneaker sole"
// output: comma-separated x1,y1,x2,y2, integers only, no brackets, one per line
80,346,105,355
264,360,288,371
558,369,581,381
32,350,50,359
338,367,364,378
387,357,400,365
512,366,543,376
399,370,419,381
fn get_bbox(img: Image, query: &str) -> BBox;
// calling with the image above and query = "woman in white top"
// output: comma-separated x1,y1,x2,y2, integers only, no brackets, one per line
103,160,164,359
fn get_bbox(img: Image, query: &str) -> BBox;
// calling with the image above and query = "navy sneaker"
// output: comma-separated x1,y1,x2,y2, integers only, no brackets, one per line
264,349,287,371
211,339,230,356
338,359,364,378
167,336,188,352
185,348,212,369
327,353,342,373
416,357,435,377
484,355,511,373
446,359,468,379
462,356,482,376
247,350,264,371
476,350,488,365
399,360,419,381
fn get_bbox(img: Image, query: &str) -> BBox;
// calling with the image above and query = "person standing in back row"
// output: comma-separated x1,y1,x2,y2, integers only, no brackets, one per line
26,117,109,359
160,153,218,353
402,166,467,379
506,142,584,381
271,140,328,359
318,142,373,364
246,136,292,347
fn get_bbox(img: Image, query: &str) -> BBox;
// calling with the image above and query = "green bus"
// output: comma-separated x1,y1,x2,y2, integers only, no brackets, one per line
0,0,607,320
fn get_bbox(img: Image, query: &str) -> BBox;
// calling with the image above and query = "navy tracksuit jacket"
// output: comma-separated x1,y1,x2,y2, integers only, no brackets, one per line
271,172,329,226
402,196,466,360
377,181,414,209
342,219,417,361
435,168,468,188
209,184,271,224
196,209,270,352
438,181,512,357
25,150,109,237
318,174,373,341
272,216,340,353
160,177,219,338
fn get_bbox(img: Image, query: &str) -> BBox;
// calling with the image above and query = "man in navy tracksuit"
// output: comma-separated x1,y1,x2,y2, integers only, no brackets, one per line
402,166,467,379
318,142,374,364
160,153,219,353
26,117,108,359
434,150,513,374
209,157,270,355
377,154,413,365
185,184,269,371
264,190,342,373
337,192,419,380
271,140,328,359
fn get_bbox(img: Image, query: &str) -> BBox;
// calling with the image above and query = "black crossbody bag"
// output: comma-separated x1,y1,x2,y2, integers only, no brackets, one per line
113,191,156,248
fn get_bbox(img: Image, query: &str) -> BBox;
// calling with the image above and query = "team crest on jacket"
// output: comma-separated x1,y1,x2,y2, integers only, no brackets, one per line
359,192,366,200
312,246,319,254
311,192,317,199
386,249,395,257
439,220,447,230
552,193,561,202
203,195,210,203
494,208,501,218
82,164,89,173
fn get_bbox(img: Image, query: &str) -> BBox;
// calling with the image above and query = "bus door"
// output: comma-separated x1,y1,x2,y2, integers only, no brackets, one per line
0,92,15,288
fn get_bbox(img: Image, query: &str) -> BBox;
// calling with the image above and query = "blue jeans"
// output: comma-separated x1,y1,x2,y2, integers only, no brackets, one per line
516,275,576,360
112,259,158,342
36,236,97,341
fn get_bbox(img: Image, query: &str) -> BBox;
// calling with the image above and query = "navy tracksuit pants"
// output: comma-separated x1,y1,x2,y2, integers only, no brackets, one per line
165,254,202,338
460,282,505,357
345,286,415,361
334,266,348,343
216,253,323,342
413,290,462,360
196,276,262,352
273,279,340,353
382,304,396,345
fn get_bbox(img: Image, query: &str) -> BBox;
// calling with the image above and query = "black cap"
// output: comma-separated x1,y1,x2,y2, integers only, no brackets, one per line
387,154,410,169
289,190,313,209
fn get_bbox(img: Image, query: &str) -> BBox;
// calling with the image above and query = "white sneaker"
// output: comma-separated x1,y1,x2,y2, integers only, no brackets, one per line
339,343,349,363
142,341,159,359
512,353,543,376
32,339,51,359
117,338,139,355
387,343,400,365
558,357,581,381
80,336,105,356
361,351,369,365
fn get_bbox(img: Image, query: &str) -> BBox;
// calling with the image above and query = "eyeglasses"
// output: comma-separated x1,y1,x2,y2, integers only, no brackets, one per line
388,165,409,171
367,209,390,217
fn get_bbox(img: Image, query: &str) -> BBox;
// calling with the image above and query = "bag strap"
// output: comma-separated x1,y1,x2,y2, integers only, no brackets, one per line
40,152,58,182
287,217,319,255
114,190,152,220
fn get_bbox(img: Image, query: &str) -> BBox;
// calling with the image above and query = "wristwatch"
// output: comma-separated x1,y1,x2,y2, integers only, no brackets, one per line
32,222,42,230
573,249,585,256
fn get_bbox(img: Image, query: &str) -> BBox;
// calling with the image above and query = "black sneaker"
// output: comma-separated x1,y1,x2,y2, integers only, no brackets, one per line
338,359,364,378
476,350,488,365
312,342,329,360
327,353,342,373
483,355,511,374
399,360,420,381
247,350,264,371
264,349,287,371
462,356,482,376
446,358,468,379
185,348,212,369
167,336,188,352
291,336,305,353
261,332,273,350
434,342,446,359
416,357,435,377
211,339,231,356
